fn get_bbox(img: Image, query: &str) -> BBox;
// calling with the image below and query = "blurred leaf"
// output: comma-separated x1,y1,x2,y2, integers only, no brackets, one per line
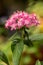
11,38,21,52
35,60,41,65
23,55,31,64
24,37,33,47
0,50,9,65
0,64,3,65
41,61,43,65
9,31,21,42
0,25,8,36
0,32,21,64
11,39,24,65
25,26,36,35
23,28,33,46
29,33,43,41
26,2,43,16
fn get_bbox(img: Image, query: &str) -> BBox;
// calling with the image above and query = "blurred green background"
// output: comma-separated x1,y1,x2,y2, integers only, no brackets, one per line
0,0,43,65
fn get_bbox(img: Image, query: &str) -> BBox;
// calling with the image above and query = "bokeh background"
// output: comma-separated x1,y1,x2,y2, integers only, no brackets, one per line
0,0,43,65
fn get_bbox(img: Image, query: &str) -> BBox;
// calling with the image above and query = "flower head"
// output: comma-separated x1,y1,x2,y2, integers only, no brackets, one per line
5,11,39,30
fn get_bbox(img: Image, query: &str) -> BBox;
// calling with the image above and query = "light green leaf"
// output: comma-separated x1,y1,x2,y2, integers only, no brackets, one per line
2,32,20,52
11,39,24,65
29,33,43,41
35,60,41,65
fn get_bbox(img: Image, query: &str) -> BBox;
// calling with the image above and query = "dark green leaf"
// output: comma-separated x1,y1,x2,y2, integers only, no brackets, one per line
41,61,43,65
0,50,9,65
24,37,33,47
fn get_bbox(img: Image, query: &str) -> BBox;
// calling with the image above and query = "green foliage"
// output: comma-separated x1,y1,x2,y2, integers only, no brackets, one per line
29,33,43,41
41,61,43,65
0,28,43,65
11,31,24,65
1,0,43,65
35,60,41,65
0,25,8,36
0,50,9,65
26,1,43,17
11,40,24,65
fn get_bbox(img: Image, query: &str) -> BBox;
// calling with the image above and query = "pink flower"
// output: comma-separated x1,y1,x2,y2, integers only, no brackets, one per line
11,24,17,30
5,11,39,30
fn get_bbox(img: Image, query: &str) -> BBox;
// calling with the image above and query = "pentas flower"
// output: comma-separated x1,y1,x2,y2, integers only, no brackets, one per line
5,11,39,30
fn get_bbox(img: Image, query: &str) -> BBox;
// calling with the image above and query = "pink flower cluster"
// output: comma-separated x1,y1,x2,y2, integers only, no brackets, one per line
5,11,39,30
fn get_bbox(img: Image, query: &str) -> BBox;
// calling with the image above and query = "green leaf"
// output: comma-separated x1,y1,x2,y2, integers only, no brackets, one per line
23,28,33,47
11,38,21,52
8,32,19,41
0,64,3,65
2,32,20,51
11,39,24,65
29,33,43,41
35,60,41,65
41,61,43,65
0,50,9,65
24,37,33,47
